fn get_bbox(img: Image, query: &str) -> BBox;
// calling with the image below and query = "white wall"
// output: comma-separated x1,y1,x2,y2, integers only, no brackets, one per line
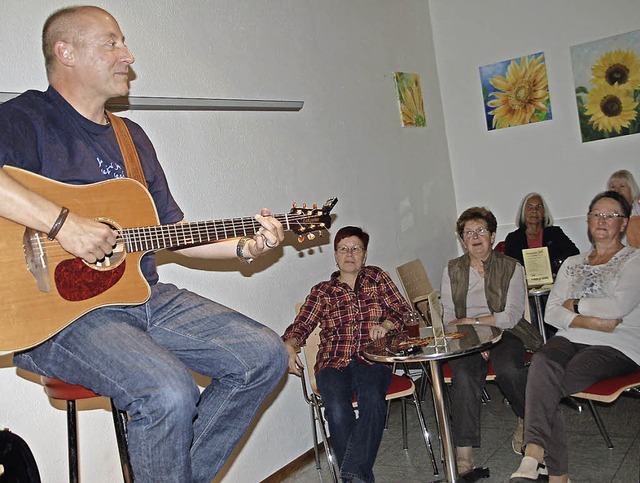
0,1,456,481
429,0,640,254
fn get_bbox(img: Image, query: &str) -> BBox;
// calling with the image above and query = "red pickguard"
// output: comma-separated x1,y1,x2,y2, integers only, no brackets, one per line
55,259,126,301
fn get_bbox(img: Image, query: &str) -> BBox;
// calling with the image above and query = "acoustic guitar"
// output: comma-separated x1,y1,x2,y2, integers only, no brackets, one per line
0,166,337,355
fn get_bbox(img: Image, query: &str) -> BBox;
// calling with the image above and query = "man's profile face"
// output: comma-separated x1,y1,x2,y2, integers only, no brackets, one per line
68,9,135,100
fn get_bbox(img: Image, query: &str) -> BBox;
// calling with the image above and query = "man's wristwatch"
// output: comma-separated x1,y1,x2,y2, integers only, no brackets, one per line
573,299,580,314
236,237,254,263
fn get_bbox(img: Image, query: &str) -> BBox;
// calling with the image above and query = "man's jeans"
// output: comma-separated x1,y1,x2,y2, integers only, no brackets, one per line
14,282,288,483
316,358,391,483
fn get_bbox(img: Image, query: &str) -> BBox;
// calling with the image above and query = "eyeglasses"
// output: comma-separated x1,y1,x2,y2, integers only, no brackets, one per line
336,246,365,254
462,227,490,239
587,212,625,220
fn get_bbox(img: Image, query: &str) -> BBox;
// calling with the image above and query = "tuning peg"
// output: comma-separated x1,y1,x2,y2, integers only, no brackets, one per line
307,233,316,241
312,203,318,209
298,235,305,243
302,203,307,209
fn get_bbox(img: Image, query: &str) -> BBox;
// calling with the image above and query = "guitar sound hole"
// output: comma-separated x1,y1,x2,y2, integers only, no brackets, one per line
86,218,126,271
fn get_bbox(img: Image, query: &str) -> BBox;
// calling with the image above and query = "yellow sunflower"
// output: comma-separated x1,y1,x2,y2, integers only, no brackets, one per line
590,49,640,91
585,82,638,133
398,78,426,127
487,54,549,129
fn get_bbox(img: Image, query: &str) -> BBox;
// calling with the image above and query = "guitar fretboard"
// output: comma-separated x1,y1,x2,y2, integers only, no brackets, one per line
121,212,306,252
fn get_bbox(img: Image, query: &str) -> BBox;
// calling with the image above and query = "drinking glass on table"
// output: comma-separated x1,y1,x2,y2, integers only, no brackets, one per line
404,310,421,338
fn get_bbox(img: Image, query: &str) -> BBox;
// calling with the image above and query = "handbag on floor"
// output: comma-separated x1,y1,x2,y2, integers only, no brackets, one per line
0,429,41,483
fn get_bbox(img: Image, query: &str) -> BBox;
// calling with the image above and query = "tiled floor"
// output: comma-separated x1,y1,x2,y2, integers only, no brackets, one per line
281,381,640,483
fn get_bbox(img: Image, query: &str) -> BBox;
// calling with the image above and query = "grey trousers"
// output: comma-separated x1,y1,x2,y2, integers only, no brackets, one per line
524,336,638,475
449,331,528,447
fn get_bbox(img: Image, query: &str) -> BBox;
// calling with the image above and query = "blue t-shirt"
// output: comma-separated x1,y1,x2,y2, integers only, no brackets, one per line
0,86,184,284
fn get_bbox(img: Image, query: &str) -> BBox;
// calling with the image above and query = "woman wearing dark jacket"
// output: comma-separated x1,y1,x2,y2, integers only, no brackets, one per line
505,193,579,341
504,193,579,277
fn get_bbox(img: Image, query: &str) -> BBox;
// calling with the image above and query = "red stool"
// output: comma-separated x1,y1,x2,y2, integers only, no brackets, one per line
41,377,133,483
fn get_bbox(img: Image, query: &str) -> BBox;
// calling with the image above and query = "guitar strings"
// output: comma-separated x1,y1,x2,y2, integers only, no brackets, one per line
27,211,327,255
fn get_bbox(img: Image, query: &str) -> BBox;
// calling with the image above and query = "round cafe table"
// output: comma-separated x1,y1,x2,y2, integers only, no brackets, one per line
364,323,503,483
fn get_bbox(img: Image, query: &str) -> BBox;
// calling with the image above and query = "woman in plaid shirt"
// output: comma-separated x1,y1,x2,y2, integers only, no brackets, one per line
283,226,409,483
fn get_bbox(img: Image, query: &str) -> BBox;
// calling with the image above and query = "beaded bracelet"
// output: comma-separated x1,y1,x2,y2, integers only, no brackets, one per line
236,236,254,263
47,206,69,240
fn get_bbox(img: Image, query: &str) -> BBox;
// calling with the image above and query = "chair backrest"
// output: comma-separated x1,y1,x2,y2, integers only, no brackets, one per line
302,325,322,394
396,259,434,325
296,302,322,394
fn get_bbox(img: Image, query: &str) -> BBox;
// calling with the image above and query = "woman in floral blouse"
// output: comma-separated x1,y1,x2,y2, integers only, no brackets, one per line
511,191,640,483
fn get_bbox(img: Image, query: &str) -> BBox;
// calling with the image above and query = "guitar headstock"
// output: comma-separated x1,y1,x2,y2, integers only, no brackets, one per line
289,197,338,242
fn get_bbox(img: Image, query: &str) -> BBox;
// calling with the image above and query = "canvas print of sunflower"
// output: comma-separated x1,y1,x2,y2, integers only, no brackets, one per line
393,72,426,127
480,52,552,131
571,30,640,142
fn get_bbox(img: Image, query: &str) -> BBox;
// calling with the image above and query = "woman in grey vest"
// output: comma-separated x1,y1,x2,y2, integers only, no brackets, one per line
440,206,530,477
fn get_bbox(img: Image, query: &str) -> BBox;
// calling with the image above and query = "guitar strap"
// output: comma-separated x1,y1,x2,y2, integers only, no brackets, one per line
106,111,148,189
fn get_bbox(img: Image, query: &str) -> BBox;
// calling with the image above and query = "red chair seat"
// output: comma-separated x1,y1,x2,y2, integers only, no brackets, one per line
40,376,134,482
352,374,415,403
574,371,640,403
41,377,101,400
387,374,414,394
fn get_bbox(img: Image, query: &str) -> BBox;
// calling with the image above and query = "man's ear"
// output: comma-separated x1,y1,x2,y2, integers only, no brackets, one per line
54,41,75,66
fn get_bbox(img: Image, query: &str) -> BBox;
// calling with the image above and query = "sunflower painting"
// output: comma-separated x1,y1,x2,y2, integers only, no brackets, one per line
571,29,640,142
393,72,426,127
480,52,552,131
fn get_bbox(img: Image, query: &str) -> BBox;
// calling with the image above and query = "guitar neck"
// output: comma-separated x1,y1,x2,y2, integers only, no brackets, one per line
122,213,292,252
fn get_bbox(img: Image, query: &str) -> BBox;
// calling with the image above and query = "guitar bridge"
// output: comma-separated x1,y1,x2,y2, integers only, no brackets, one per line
23,228,51,293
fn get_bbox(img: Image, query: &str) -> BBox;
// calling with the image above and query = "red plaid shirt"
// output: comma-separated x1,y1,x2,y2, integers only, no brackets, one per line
283,266,409,374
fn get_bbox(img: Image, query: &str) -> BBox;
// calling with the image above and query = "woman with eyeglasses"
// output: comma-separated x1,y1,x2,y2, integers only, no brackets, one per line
282,226,409,483
606,169,640,247
511,191,640,483
441,207,537,477
505,192,579,277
